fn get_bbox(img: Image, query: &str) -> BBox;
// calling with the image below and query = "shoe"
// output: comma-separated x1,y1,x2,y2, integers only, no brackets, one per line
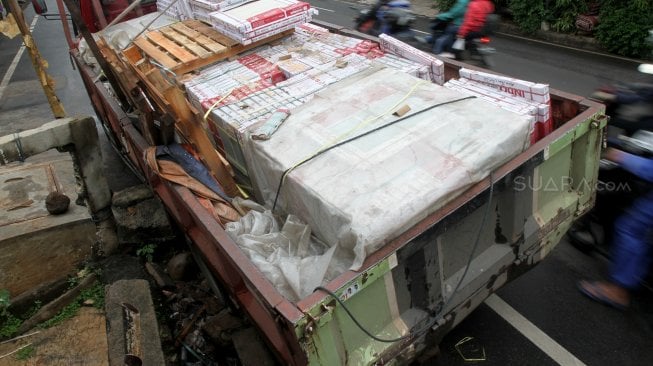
577,280,629,311
438,52,456,59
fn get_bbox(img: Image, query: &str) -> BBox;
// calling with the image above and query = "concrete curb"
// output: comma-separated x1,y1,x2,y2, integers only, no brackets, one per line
497,21,604,54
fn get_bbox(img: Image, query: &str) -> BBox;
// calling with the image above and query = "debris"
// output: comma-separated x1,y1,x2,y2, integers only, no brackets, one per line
111,185,175,244
0,342,33,360
202,308,245,344
0,331,40,346
145,262,175,288
166,252,195,281
251,108,290,140
175,304,207,347
393,104,411,117
16,275,96,335
455,336,486,362
232,327,276,366
335,59,348,68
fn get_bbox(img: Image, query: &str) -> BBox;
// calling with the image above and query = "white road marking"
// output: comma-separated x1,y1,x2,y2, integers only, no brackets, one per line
495,31,641,64
0,14,40,101
410,28,430,35
312,6,335,13
485,294,587,366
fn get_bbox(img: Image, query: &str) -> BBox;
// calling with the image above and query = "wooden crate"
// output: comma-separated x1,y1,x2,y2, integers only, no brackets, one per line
133,20,293,75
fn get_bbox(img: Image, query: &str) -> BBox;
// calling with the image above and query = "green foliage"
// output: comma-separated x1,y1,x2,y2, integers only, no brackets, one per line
508,0,546,33
509,0,587,34
550,0,588,33
595,1,653,59
15,344,35,360
0,313,21,339
433,0,456,12
39,283,105,329
137,243,158,262
0,289,20,339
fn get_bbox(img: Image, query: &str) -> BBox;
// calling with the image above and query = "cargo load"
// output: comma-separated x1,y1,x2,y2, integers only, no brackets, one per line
231,66,532,300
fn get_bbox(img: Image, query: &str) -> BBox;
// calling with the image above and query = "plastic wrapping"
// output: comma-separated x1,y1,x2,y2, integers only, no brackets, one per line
225,206,340,301
245,67,533,275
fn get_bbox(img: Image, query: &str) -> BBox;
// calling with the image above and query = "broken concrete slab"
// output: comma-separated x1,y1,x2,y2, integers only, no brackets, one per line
111,185,175,244
0,153,96,298
105,279,166,366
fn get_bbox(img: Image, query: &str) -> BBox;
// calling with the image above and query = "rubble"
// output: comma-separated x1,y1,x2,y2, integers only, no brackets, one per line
111,184,175,244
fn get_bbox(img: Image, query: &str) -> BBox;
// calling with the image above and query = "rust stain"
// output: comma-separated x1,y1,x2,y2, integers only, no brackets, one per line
537,208,570,241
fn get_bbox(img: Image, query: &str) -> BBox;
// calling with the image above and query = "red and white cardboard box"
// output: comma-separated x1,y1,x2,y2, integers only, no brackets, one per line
189,0,255,12
208,0,312,33
458,68,550,104
379,34,444,85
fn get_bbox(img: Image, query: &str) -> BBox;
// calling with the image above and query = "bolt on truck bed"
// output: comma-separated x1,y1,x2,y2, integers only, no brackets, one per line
70,14,606,365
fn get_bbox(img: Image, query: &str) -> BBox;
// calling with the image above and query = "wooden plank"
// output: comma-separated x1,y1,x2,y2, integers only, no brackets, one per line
184,20,239,47
169,22,227,54
98,38,139,94
146,31,197,64
134,36,179,69
172,29,295,75
161,27,211,58
163,86,240,197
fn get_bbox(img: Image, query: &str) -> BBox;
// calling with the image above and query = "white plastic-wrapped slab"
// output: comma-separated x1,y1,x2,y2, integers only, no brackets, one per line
245,66,533,271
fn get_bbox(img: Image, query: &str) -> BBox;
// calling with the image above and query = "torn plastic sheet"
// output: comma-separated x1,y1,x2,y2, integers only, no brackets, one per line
225,206,346,301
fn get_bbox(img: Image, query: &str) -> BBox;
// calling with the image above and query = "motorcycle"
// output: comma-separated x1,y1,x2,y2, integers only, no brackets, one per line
353,0,416,39
451,13,500,67
415,13,499,68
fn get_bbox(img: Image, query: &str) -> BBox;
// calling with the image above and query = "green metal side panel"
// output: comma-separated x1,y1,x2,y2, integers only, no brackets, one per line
295,111,607,366
300,258,402,365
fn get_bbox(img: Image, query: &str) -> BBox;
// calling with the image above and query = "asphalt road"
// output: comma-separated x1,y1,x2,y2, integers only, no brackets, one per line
312,0,648,97
1,1,652,365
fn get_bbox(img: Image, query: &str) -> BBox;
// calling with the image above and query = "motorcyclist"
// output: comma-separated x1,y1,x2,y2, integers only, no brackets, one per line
376,0,412,35
427,0,494,58
416,0,469,56
593,84,653,135
451,0,495,52
568,83,653,250
356,0,412,36
578,146,653,310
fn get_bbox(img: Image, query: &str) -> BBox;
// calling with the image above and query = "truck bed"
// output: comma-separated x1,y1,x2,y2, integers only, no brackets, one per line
73,17,606,365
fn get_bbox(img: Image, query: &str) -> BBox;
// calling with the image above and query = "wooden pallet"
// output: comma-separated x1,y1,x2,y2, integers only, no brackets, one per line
133,20,293,75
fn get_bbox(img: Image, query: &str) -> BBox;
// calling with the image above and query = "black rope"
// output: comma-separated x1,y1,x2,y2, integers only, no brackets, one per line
272,96,477,211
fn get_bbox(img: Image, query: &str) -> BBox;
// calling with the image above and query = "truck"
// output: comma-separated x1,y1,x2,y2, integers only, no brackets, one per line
57,2,606,364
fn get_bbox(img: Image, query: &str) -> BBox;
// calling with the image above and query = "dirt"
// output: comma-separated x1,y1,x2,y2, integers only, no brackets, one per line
0,308,108,366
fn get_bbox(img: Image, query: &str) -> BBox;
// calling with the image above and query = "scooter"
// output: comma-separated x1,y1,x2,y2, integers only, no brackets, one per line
353,0,415,39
